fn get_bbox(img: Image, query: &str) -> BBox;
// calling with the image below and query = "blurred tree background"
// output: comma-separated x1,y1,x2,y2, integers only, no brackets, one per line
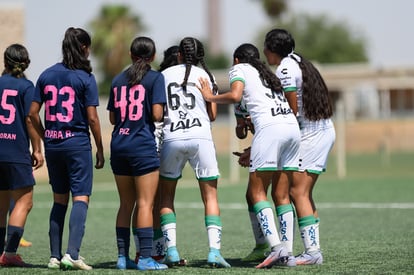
89,5,143,95
257,0,368,63
89,0,368,96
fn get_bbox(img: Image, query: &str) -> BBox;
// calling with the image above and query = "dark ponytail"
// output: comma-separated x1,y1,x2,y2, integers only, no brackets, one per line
62,27,92,73
3,44,30,78
264,28,332,120
233,43,283,94
126,36,155,86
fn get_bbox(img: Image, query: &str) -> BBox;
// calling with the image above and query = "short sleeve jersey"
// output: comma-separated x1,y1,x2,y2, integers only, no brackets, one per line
276,53,303,116
33,63,99,151
229,63,296,130
0,74,34,164
107,69,166,157
277,54,333,130
161,64,214,141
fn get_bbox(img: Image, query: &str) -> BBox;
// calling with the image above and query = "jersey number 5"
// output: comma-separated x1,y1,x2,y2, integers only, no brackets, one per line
0,89,18,124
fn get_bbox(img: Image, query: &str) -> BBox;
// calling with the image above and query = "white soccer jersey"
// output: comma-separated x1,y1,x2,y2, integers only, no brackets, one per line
162,64,214,141
276,53,303,116
229,63,297,130
277,53,336,173
277,53,334,133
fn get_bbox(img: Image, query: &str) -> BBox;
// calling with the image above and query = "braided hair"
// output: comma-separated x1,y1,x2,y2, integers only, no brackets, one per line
62,27,92,73
2,44,30,78
233,43,283,94
264,28,333,120
127,36,155,86
179,37,218,94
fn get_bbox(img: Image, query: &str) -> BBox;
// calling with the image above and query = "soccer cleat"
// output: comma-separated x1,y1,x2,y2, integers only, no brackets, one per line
116,255,137,270
255,244,292,268
161,246,180,266
61,253,93,270
0,252,31,267
137,256,168,270
274,255,297,267
295,251,323,265
241,243,269,262
207,248,231,268
47,257,61,269
19,237,32,247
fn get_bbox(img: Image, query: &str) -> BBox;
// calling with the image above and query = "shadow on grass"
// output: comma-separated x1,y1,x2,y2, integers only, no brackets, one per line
92,258,257,270
93,261,116,269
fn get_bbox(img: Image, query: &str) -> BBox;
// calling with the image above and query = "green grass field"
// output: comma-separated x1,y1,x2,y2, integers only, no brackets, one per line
4,152,414,274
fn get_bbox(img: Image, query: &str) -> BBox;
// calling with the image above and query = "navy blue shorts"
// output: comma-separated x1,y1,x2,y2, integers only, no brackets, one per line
110,155,160,176
0,162,35,191
45,150,93,196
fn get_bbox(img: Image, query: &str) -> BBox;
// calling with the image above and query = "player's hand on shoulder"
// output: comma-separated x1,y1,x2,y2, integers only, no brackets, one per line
197,77,213,101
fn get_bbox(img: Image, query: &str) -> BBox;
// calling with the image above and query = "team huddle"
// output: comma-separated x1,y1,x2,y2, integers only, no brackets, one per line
0,26,335,270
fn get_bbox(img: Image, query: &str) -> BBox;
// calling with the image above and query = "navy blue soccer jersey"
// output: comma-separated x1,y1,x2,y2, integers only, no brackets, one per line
33,63,99,151
0,74,34,165
107,69,166,157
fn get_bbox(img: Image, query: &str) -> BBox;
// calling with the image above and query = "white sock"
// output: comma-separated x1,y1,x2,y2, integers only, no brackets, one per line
256,207,281,249
249,210,266,246
277,207,295,255
314,219,320,251
161,223,176,248
206,225,222,250
151,235,165,257
300,223,319,253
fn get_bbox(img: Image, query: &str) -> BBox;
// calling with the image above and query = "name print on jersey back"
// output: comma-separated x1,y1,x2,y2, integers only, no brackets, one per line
42,85,77,140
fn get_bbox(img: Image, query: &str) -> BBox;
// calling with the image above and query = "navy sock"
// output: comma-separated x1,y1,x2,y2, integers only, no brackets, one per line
67,201,88,260
0,227,5,253
116,227,130,257
49,203,68,259
137,227,153,258
8,199,15,215
6,225,23,253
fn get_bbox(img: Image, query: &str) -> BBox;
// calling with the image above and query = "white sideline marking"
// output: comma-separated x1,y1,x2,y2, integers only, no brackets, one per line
33,202,414,209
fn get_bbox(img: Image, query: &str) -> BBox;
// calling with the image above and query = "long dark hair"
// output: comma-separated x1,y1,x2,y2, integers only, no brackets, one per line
265,28,333,120
233,43,283,94
2,43,30,78
126,36,155,86
158,45,179,72
62,27,92,73
179,37,218,94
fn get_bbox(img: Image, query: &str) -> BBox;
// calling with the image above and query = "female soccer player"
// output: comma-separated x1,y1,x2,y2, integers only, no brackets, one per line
159,37,230,268
264,28,336,265
107,36,168,271
0,44,43,267
29,27,105,270
233,104,296,264
197,43,300,268
132,45,180,264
